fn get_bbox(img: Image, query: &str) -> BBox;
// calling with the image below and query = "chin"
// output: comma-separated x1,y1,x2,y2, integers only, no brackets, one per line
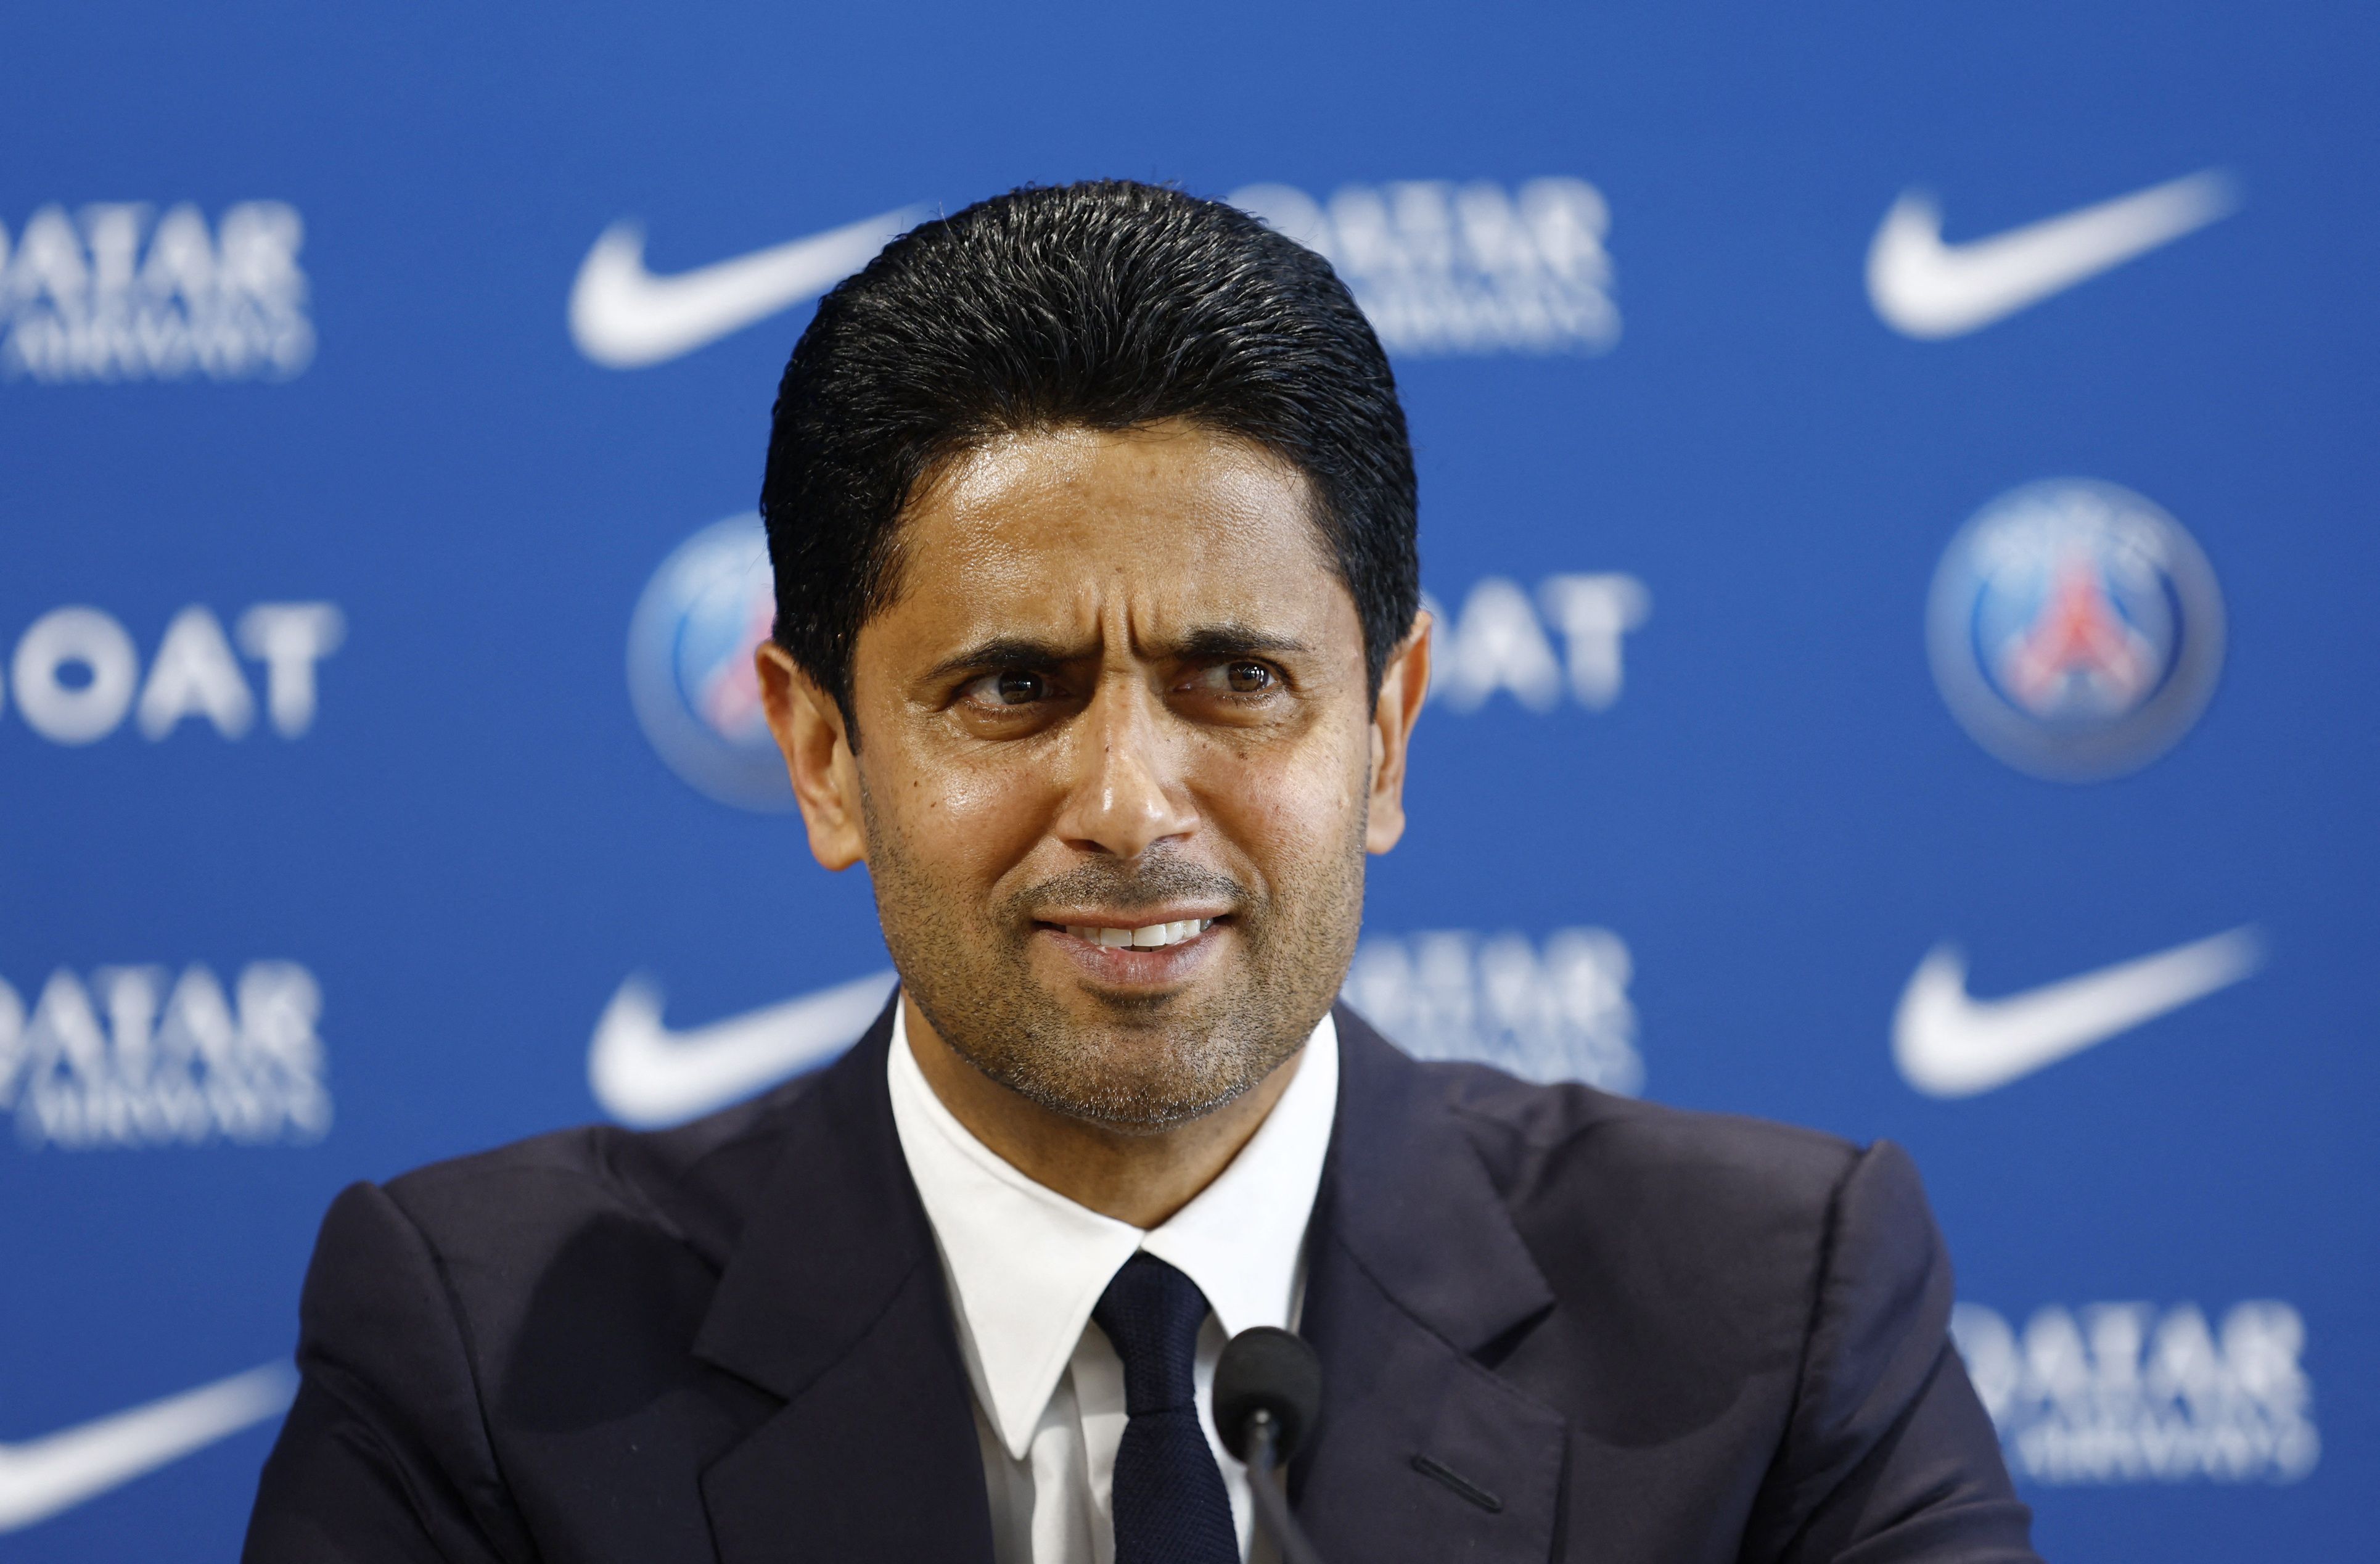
984,1033,1262,1130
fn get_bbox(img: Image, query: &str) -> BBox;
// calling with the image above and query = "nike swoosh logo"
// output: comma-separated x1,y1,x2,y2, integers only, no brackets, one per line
0,1363,297,1533
568,206,924,368
1894,926,2262,1097
589,969,898,1127
1866,169,2238,339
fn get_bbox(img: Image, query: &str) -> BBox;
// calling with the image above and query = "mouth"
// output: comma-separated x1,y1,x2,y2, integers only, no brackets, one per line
1053,916,1216,950
1032,912,1231,987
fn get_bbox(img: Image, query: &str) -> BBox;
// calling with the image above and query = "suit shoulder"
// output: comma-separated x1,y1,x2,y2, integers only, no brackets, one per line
377,1068,823,1271
1427,1065,1905,1377
1431,1061,1860,1225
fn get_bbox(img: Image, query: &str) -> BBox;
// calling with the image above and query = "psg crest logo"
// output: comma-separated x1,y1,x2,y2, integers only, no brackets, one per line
1927,479,2225,781
626,513,793,810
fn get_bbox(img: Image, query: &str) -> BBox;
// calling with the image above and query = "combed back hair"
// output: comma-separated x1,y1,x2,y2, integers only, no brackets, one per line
758,179,1419,736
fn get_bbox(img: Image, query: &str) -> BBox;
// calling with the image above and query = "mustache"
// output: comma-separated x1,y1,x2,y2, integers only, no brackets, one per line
1013,855,1249,919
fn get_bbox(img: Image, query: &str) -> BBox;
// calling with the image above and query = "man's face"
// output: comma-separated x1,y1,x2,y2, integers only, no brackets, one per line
766,421,1422,1129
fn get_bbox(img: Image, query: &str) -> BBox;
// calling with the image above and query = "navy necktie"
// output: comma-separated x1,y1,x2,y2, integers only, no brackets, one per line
1093,1253,1240,1564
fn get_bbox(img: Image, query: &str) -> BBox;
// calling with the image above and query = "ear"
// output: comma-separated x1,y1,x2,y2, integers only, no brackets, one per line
1364,608,1432,854
757,643,868,871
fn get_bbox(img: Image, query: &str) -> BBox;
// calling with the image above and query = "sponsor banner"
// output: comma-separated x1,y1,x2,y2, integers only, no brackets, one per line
1954,1301,2320,1486
1229,179,1620,356
571,178,1619,370
589,968,898,1129
570,207,922,369
0,203,313,382
1892,926,2262,1098
1341,927,1642,1094
1868,170,2238,340
0,1363,297,1534
1927,480,2222,781
626,515,785,809
0,963,330,1150
1424,574,1649,713
2,7,2370,1562
2,603,342,745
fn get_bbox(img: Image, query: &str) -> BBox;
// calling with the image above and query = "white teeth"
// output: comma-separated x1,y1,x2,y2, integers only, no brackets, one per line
1061,918,1215,949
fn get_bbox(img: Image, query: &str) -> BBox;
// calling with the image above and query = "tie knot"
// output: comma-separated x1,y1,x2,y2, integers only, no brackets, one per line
1093,1253,1210,1415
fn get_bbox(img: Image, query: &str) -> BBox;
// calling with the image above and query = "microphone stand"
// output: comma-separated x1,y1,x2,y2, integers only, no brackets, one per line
1242,1408,1327,1564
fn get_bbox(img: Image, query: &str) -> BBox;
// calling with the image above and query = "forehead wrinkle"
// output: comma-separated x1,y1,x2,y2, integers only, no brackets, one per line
881,423,1345,673
936,424,1318,549
1107,572,1327,670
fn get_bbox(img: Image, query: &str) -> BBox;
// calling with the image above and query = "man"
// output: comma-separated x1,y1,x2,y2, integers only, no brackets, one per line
247,181,2039,1563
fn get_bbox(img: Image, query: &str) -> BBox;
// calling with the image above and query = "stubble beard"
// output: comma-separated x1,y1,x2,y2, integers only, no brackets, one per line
861,780,1366,1130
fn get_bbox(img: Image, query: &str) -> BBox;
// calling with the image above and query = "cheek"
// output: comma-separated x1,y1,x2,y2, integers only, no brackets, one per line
1196,728,1368,873
874,741,1054,882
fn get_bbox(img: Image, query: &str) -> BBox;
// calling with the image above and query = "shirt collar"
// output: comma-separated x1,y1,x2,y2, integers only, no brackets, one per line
887,1001,1339,1461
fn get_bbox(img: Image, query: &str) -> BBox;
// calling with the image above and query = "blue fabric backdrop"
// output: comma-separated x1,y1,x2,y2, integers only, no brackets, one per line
2,2,2370,1557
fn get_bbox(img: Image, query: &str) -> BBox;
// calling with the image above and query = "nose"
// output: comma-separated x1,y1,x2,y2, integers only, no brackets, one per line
1052,675,1199,860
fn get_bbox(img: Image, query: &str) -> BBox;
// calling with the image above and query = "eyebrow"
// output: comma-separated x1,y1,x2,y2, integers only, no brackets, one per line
1167,624,1313,662
921,623,1313,683
921,636,1084,685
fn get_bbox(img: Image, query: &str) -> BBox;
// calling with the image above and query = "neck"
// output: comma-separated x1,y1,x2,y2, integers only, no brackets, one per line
901,992,1302,1229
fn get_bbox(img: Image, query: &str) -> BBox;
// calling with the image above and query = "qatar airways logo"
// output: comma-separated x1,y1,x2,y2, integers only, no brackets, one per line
0,962,330,1150
1953,1299,2318,1484
1229,179,1619,357
1,603,341,746
1344,926,1641,1095
1425,574,1648,714
1,202,313,382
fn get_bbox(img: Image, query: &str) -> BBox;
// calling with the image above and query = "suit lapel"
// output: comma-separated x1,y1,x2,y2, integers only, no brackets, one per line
679,997,1565,1562
1294,1007,1569,1563
691,1000,995,1564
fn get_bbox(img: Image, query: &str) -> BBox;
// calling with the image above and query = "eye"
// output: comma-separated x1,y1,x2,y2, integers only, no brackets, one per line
961,669,1049,707
1182,659,1281,698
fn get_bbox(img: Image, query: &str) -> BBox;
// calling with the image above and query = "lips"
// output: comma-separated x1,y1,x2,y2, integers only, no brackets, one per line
1033,914,1229,988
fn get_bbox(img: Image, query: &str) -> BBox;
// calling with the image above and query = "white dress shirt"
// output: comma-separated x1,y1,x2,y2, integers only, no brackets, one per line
886,1003,1339,1564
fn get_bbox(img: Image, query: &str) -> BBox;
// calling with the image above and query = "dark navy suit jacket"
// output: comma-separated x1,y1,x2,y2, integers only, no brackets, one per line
245,1003,2041,1562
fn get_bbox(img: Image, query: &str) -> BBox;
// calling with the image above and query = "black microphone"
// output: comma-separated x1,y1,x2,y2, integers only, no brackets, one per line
1214,1327,1327,1564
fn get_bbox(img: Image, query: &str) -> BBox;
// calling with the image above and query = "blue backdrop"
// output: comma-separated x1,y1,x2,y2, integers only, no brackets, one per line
3,2,2370,1557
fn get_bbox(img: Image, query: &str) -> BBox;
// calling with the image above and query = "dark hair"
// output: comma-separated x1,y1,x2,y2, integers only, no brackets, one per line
758,179,1419,735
